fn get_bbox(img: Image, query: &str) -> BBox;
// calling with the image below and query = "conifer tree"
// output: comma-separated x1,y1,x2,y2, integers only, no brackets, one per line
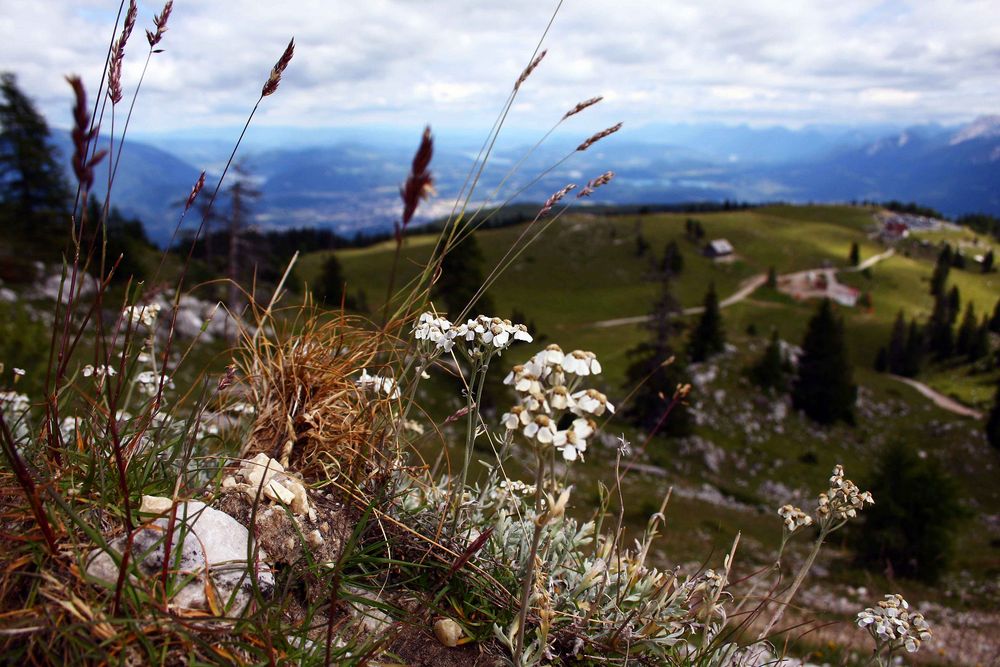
987,381,1000,450
874,347,889,373
318,254,357,309
982,249,994,273
623,270,691,437
752,330,789,391
927,292,954,358
989,298,1000,334
929,245,951,295
433,233,494,318
766,266,777,289
792,298,856,424
901,318,924,377
886,311,907,374
687,282,725,362
955,303,977,357
969,318,990,362
0,72,70,241
947,286,961,325
660,239,684,276
849,241,860,266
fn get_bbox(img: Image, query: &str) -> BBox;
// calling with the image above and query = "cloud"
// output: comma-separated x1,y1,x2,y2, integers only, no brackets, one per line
0,0,997,136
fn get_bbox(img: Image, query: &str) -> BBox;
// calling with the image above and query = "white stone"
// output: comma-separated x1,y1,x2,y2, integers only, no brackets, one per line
139,495,174,514
85,500,273,614
264,479,295,505
241,453,283,489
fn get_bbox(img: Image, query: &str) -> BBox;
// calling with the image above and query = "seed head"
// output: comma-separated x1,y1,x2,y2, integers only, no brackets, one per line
261,38,295,98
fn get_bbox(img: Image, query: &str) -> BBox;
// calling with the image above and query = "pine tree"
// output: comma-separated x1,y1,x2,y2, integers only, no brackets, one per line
766,266,777,289
969,318,990,362
751,330,789,391
929,245,951,295
660,239,684,276
987,381,1000,450
947,286,961,325
989,298,1000,334
886,311,906,374
623,271,691,437
982,249,994,273
433,232,493,318
874,346,889,373
792,298,857,424
927,292,954,358
687,283,725,362
955,303,977,357
0,72,70,241
901,319,924,377
318,254,357,309
849,241,860,266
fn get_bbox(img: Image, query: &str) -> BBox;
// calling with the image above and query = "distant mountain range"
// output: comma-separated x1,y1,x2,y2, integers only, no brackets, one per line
53,116,1000,244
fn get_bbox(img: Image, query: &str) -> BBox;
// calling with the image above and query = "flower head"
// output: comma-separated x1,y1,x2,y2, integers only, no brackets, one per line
777,504,813,533
857,594,931,654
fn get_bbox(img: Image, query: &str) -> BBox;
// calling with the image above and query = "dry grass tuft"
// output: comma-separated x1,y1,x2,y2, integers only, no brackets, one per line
236,306,399,484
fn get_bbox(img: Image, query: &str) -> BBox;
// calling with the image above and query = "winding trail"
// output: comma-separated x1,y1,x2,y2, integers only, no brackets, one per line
889,375,984,419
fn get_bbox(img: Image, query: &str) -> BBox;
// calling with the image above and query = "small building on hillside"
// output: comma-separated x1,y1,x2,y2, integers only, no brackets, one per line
704,238,734,259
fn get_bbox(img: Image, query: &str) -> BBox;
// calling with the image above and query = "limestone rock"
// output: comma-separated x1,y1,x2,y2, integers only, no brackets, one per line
86,500,273,614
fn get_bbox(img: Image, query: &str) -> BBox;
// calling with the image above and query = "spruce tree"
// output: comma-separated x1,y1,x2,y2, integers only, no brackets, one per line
0,72,70,241
901,319,924,377
982,249,994,273
318,254,357,309
886,311,906,374
929,245,951,295
969,318,990,362
687,282,724,362
955,303,977,357
766,266,777,289
987,381,1000,450
849,241,860,266
623,271,691,437
792,298,857,424
927,292,954,359
751,330,789,391
989,298,1000,334
874,346,889,373
660,239,684,276
433,233,494,318
947,286,961,325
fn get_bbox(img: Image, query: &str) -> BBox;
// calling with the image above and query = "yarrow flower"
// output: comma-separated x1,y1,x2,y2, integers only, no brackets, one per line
817,464,874,523
136,370,174,396
0,391,30,414
356,369,401,399
124,302,161,328
857,594,931,654
411,312,532,356
501,344,613,462
82,365,117,379
777,504,813,533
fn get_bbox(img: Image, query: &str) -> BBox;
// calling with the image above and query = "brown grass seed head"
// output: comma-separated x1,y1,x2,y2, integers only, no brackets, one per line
146,0,173,48
577,122,623,151
563,96,603,120
399,126,434,228
65,76,105,191
515,49,547,90
261,38,295,97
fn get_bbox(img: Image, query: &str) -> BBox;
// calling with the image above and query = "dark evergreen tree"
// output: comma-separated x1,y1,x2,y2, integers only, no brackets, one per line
849,241,860,266
982,249,994,273
0,72,70,241
989,298,1000,334
901,319,924,377
750,330,790,391
947,286,961,325
987,381,1000,450
766,266,777,289
623,271,691,437
791,298,856,425
955,303,977,357
969,318,990,363
886,311,907,374
853,442,964,582
634,220,650,258
951,251,966,269
927,292,954,359
687,283,725,362
874,346,888,373
318,254,357,309
929,245,951,295
660,239,684,276
433,232,493,318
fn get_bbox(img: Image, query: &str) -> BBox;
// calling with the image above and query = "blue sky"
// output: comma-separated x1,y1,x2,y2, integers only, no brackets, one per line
1,0,997,138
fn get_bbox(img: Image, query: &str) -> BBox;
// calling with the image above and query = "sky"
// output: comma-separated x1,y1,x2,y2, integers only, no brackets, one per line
1,0,998,140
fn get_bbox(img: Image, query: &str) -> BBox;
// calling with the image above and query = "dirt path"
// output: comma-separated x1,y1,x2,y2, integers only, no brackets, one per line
592,273,768,328
846,247,895,272
890,375,984,419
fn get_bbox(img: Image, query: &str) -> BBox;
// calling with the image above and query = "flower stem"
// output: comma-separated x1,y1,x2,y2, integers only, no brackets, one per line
513,447,546,664
758,526,829,640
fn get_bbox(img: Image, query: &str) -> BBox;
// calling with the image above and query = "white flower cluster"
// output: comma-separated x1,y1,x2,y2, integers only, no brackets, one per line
501,344,613,461
818,464,874,522
0,391,30,414
82,364,117,379
124,302,161,328
356,369,401,399
857,594,931,653
412,312,532,355
136,370,175,396
777,504,813,533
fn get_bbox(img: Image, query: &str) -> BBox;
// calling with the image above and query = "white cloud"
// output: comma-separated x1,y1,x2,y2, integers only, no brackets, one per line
0,0,997,135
